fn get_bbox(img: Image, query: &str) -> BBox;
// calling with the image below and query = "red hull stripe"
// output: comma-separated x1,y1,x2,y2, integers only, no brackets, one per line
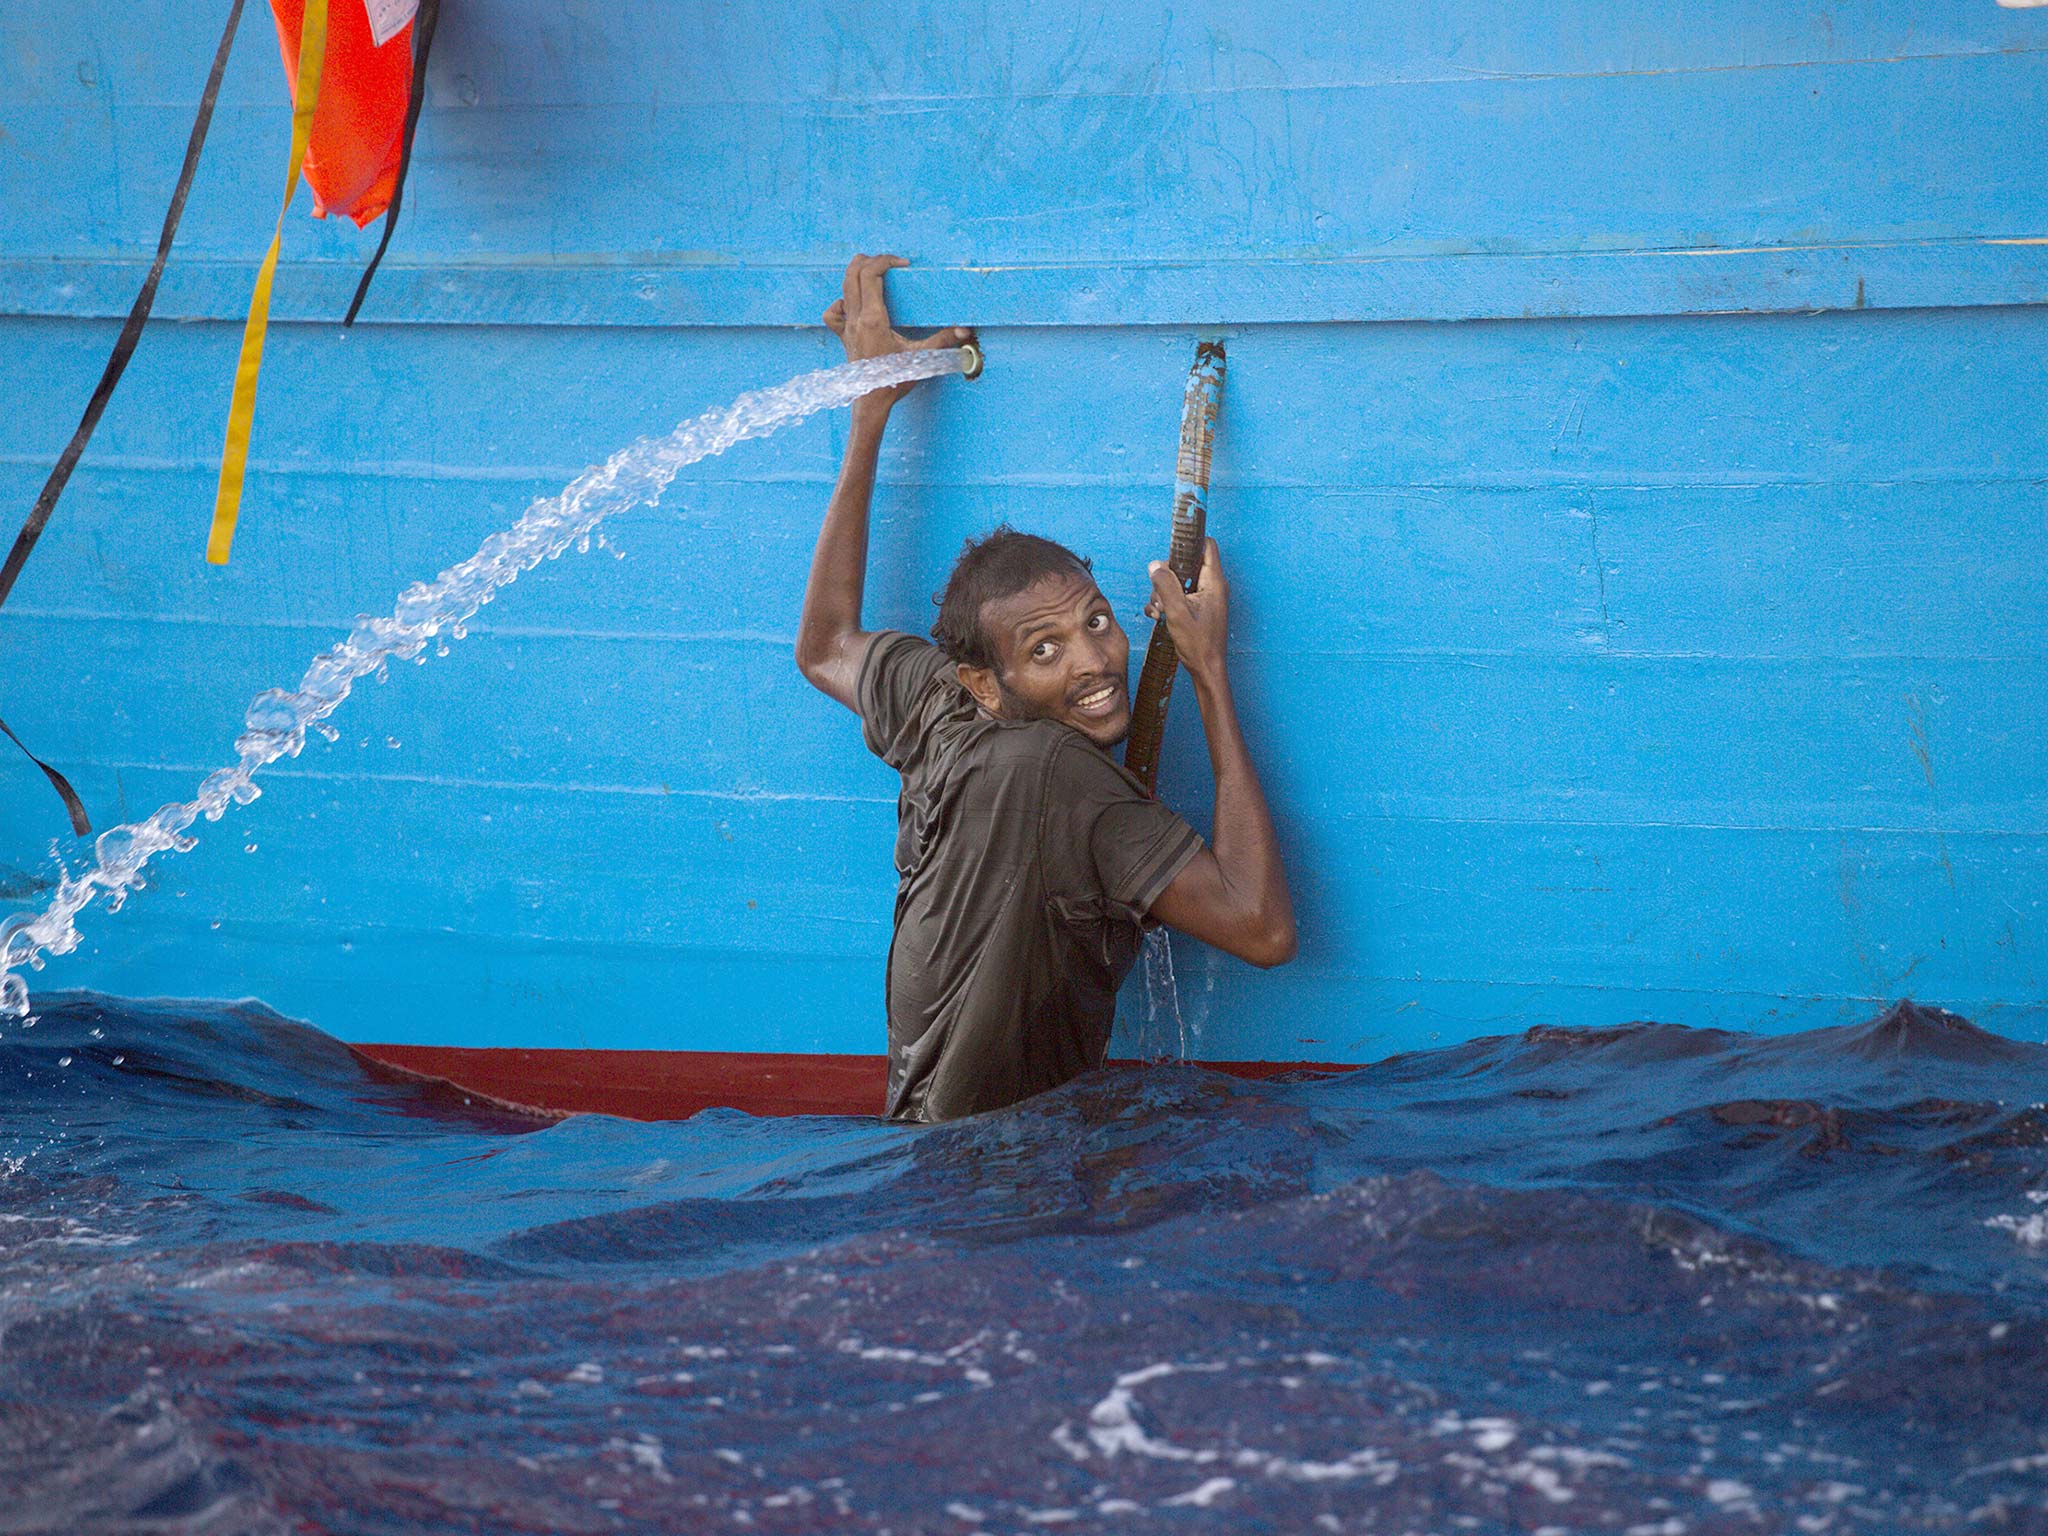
350,1042,1348,1121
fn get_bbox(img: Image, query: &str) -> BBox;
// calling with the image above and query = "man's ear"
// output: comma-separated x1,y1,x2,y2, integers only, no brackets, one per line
957,662,1005,716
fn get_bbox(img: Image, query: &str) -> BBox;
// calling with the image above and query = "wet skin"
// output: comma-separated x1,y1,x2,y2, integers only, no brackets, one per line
958,571,1133,749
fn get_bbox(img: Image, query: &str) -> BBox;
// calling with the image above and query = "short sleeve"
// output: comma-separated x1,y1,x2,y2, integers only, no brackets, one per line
1042,736,1204,914
856,631,954,765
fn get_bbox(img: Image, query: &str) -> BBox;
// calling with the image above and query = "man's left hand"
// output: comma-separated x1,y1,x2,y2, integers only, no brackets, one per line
1144,536,1231,686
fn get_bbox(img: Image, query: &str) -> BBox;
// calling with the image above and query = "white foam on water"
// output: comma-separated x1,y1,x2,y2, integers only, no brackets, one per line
1053,1362,1659,1516
1984,1186,2048,1247
1054,1359,1411,1507
1162,1477,1235,1507
1985,1211,2048,1247
0,1212,140,1250
0,349,965,1018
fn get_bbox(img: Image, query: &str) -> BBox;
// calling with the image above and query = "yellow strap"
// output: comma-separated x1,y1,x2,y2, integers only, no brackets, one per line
209,0,330,565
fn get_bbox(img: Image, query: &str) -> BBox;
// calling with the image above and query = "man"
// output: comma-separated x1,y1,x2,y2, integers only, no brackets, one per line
796,253,1295,1123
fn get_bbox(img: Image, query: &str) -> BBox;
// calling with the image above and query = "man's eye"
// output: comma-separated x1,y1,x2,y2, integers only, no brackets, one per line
1032,642,1056,661
1087,612,1110,631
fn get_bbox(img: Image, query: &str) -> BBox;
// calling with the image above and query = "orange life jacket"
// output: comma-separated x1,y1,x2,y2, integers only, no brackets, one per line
267,0,417,227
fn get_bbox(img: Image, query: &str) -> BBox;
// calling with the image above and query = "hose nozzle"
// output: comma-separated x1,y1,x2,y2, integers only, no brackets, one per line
958,341,984,381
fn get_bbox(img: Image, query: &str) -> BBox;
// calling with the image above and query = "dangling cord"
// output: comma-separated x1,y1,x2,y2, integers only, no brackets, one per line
343,0,442,327
0,718,91,838
0,0,250,835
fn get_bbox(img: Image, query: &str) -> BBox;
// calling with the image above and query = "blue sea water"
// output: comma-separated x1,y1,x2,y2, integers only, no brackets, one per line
2,993,2045,1533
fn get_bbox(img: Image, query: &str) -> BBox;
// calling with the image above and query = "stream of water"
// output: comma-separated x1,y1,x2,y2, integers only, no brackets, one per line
0,348,968,1019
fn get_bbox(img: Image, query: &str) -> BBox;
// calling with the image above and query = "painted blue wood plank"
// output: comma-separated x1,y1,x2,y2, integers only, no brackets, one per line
7,761,2039,1055
44,919,895,1058
7,243,2047,329
1155,969,2048,1065
7,608,2041,840
32,920,2048,1063
9,309,2048,491
9,22,2047,263
15,743,2037,971
6,465,2046,668
3,3,2046,324
13,1,2047,107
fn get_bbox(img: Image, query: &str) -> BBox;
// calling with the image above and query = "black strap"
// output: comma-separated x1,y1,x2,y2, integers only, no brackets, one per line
343,0,442,327
0,0,246,612
0,0,248,837
0,716,90,838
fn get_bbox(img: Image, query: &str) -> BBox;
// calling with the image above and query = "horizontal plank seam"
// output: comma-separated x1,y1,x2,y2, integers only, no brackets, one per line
5,454,2047,494
88,921,892,957
6,608,2042,664
30,944,2030,1014
32,41,2048,111
37,757,2048,832
9,232,2047,273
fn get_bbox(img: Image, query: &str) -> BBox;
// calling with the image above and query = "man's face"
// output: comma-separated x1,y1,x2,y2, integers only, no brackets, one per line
972,570,1132,748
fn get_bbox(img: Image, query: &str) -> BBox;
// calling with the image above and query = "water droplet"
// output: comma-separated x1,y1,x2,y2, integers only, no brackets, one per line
210,920,222,930
385,737,401,749
112,1055,125,1065
244,842,259,853
57,1056,71,1068
314,722,340,743
436,640,450,657
89,1027,103,1039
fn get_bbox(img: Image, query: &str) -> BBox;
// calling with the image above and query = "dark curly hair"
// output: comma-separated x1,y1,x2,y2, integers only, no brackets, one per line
931,525,1094,671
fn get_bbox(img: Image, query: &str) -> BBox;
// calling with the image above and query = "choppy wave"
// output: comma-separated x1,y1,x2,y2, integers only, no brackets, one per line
3,993,2045,1532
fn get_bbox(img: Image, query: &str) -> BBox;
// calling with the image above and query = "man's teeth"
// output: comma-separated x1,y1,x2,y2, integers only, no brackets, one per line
1076,685,1117,709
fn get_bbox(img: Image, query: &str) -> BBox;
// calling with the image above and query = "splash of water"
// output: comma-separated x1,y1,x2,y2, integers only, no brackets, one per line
0,348,969,1017
1137,927,1188,1060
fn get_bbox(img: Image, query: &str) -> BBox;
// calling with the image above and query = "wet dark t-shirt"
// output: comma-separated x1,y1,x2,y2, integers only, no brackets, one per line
857,632,1203,1122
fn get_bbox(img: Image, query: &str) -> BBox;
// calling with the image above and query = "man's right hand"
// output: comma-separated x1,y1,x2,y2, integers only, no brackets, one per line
823,253,973,414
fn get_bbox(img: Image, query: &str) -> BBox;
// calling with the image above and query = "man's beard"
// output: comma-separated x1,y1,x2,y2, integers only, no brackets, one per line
996,675,1130,747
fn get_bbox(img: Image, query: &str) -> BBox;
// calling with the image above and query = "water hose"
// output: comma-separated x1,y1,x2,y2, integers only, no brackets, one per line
1123,341,1225,794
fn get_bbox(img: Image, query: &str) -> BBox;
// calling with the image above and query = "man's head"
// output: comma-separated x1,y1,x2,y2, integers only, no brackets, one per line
932,526,1132,748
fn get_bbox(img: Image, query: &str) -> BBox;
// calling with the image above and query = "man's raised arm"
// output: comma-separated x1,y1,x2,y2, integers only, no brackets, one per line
795,253,972,711
1144,538,1298,968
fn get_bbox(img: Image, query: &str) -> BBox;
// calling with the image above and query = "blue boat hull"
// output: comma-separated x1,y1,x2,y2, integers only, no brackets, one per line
3,2,2045,1109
